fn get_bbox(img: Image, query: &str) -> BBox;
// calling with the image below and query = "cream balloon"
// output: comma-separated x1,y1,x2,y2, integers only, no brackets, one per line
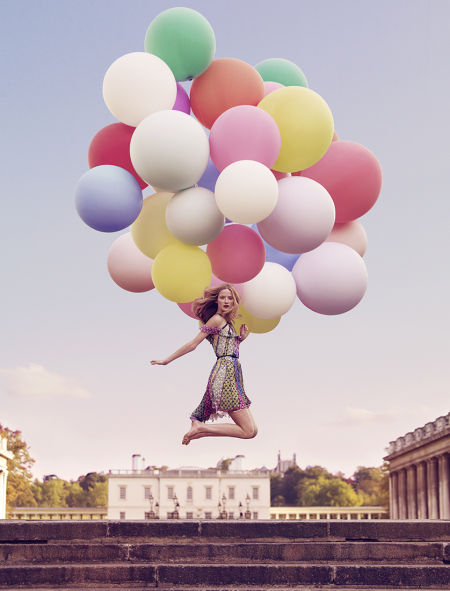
130,110,210,192
107,233,154,293
102,52,177,127
325,220,368,256
241,262,296,319
131,192,179,259
214,160,278,224
165,187,224,245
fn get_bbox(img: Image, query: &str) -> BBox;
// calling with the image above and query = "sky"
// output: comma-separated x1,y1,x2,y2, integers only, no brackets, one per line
1,0,449,482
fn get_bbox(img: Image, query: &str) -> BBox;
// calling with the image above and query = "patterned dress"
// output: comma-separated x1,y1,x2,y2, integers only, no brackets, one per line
190,322,251,422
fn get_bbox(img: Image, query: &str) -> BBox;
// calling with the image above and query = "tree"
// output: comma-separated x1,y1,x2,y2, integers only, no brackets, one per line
298,475,362,507
0,425,36,508
352,465,389,506
77,472,107,507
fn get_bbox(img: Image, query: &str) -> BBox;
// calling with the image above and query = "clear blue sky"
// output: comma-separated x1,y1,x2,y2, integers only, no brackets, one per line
1,0,449,480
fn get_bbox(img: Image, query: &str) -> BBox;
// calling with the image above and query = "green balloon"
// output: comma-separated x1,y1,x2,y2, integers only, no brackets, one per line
145,8,216,82
255,58,308,88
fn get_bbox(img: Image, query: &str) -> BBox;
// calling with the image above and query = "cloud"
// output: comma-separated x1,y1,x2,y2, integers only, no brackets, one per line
0,364,90,400
334,407,397,426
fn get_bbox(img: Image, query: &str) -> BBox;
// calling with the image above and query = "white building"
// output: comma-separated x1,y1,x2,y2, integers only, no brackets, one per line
108,456,270,520
0,436,13,519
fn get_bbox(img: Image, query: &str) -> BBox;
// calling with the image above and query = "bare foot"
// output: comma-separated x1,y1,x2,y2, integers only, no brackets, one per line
182,421,202,445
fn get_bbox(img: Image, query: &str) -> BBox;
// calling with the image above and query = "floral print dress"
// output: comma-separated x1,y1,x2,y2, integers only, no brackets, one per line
190,322,251,422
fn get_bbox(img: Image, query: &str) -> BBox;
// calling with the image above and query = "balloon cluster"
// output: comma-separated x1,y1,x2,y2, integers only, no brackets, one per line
75,7,382,334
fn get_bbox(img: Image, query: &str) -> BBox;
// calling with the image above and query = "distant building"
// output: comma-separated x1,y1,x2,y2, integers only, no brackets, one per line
274,451,298,475
384,412,450,519
107,456,270,520
0,437,13,519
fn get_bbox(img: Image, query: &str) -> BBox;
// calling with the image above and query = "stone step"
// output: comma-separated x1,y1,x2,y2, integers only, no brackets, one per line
2,520,450,542
0,562,449,588
0,541,447,564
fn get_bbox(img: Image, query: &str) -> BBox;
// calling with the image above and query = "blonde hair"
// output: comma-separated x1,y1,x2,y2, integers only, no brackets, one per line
192,284,240,324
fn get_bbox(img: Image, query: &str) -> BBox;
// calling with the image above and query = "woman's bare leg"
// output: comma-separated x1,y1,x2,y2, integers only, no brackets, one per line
182,409,257,445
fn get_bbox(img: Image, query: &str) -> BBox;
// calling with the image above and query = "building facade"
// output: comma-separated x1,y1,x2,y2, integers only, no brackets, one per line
384,413,450,519
108,465,270,520
0,437,13,519
270,506,388,520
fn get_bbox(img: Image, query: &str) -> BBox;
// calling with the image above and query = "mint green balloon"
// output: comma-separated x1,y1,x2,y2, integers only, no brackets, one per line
255,58,308,88
145,8,216,82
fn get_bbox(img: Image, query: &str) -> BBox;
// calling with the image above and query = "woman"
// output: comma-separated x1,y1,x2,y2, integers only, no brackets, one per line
151,284,258,445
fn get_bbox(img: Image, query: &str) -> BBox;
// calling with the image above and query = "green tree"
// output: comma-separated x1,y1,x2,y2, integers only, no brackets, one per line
352,465,389,506
298,475,362,506
0,425,36,508
78,473,107,507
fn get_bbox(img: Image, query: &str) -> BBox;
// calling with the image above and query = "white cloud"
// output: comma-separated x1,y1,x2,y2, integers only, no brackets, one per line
336,407,396,426
0,363,90,400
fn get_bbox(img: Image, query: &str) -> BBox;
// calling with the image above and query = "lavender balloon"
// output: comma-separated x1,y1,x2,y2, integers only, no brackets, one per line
251,225,299,270
173,82,191,114
75,165,143,232
197,158,220,192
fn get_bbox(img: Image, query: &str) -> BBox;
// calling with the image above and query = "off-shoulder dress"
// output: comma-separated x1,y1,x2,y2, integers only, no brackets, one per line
190,322,251,422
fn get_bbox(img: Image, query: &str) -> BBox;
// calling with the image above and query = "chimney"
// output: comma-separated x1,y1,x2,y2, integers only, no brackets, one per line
132,454,141,471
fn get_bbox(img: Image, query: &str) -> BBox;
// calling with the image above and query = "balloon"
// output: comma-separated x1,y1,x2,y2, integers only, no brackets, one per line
241,262,296,319
263,81,284,96
255,58,308,87
75,165,143,232
325,221,368,256
131,192,179,258
107,233,154,293
197,158,220,192
178,301,197,319
236,306,280,334
207,225,265,283
152,243,212,302
271,170,288,180
130,110,209,192
144,7,216,81
258,176,335,253
215,160,278,224
332,130,339,142
301,141,382,223
165,187,224,245
292,242,368,315
251,225,300,271
209,105,281,171
102,52,176,127
173,83,191,114
258,86,334,172
88,123,147,190
190,58,265,129
177,274,243,319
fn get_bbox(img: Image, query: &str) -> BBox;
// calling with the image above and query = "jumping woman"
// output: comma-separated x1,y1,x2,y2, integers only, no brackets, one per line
151,284,257,445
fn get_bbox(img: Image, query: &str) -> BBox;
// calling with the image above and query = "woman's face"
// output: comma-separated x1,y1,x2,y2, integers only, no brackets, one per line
217,288,234,315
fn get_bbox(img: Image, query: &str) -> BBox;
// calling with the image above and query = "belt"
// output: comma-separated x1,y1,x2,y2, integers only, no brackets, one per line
216,355,238,359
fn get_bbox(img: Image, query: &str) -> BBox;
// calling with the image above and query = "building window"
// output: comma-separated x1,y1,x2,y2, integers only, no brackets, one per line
119,486,126,500
144,512,150,520
252,486,259,500
228,486,235,500
167,486,174,499
228,512,234,519
144,487,152,500
204,511,212,519
186,512,193,519
205,486,212,500
119,512,126,520
187,486,193,501
253,512,258,520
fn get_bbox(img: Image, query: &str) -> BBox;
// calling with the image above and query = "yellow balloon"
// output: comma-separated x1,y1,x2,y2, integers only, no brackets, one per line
258,86,334,173
235,306,280,334
130,192,179,258
152,243,212,303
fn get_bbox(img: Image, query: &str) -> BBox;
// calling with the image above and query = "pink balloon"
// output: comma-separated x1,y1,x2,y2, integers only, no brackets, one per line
301,141,382,223
173,83,191,115
107,233,154,292
209,105,281,172
271,169,288,181
325,221,368,256
207,225,265,283
263,81,284,95
292,242,368,315
177,274,244,318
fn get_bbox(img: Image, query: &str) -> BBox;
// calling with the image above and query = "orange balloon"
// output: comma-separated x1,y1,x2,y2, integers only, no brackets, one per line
332,130,339,141
190,58,265,129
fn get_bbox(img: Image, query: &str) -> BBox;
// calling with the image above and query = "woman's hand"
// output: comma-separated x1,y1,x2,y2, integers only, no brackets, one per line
240,324,249,340
151,359,168,366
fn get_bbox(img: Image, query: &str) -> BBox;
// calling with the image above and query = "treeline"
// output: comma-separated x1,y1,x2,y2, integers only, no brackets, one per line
271,465,389,507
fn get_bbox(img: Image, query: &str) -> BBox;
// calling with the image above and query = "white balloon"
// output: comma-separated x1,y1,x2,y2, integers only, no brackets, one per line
241,262,296,319
292,242,368,315
166,187,224,246
258,176,335,254
130,110,210,192
215,160,278,224
325,220,368,256
103,52,177,127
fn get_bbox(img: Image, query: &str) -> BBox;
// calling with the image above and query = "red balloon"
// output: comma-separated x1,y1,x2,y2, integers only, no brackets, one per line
301,141,382,223
207,225,265,284
190,58,265,129
88,123,147,190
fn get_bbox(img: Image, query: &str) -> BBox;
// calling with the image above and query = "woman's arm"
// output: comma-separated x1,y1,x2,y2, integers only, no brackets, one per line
239,323,249,341
151,315,224,366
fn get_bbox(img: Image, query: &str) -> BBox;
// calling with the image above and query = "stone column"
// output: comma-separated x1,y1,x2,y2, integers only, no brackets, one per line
438,454,450,519
416,462,428,519
398,469,408,519
390,471,399,519
406,465,417,519
427,457,439,519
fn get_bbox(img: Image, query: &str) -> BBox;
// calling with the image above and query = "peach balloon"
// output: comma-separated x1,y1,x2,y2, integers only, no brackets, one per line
263,81,284,96
325,221,368,256
107,233,154,293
